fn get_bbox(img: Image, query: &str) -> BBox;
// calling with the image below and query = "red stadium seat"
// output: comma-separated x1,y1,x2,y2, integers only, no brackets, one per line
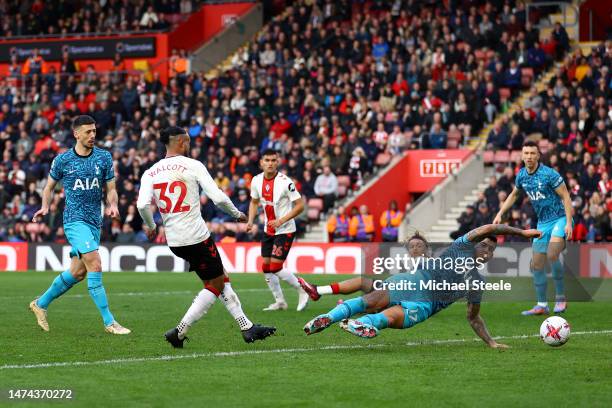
510,150,522,162
483,150,495,164
308,198,324,211
307,208,320,221
494,150,510,163
337,175,351,187
375,153,391,166
447,139,459,148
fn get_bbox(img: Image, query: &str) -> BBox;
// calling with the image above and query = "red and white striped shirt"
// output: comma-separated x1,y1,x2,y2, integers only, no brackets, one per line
251,172,301,235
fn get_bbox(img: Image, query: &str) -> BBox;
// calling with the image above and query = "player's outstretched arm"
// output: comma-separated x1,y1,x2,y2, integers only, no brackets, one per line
105,179,119,218
268,198,304,230
136,175,157,240
246,198,259,232
32,175,58,222
466,303,508,349
196,163,243,220
466,224,542,242
554,183,573,240
493,187,519,224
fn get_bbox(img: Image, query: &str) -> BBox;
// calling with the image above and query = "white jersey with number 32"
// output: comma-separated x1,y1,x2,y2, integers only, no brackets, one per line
251,172,301,235
137,156,241,247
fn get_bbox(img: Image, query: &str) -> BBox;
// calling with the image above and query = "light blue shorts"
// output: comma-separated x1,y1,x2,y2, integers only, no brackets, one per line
533,217,569,254
64,222,100,258
399,301,435,329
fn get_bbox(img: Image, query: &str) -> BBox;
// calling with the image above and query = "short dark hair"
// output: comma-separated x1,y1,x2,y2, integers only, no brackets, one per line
261,148,279,158
522,140,539,150
72,115,96,130
159,126,187,145
408,232,429,247
482,234,498,244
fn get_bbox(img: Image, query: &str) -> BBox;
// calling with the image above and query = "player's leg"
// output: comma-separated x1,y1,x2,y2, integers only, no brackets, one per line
167,273,224,347
220,274,276,343
268,234,309,311
29,257,87,331
342,305,405,338
75,223,130,334
549,218,569,313
522,223,551,316
342,301,434,338
303,290,389,335
298,276,373,301
261,234,287,310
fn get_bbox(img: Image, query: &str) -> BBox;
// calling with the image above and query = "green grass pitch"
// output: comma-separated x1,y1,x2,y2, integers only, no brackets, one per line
1,272,611,407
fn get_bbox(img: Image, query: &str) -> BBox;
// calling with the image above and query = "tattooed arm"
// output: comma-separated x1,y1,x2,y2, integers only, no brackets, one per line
467,302,508,349
466,224,542,242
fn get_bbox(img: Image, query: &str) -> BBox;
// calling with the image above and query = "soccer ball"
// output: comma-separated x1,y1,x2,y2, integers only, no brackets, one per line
539,316,571,347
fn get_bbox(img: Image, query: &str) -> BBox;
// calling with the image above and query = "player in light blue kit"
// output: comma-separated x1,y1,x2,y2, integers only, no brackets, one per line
29,115,130,334
304,224,541,348
494,140,573,315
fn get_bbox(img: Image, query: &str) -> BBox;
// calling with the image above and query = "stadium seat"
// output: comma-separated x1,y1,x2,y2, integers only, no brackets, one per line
308,198,324,211
510,150,522,162
494,150,510,163
447,139,459,148
307,208,320,221
338,184,348,197
483,150,495,164
375,153,391,167
337,175,351,188
499,88,511,100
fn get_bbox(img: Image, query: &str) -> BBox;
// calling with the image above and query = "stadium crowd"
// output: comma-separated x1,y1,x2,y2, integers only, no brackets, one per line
0,0,579,244
463,41,611,242
0,0,205,38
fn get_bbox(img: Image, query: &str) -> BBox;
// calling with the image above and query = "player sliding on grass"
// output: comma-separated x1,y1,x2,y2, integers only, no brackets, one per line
247,149,309,311
298,233,430,300
137,126,276,348
29,115,130,335
494,140,573,316
304,224,542,349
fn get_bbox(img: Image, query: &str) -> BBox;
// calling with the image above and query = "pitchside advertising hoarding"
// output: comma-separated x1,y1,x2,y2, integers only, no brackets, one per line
0,242,610,279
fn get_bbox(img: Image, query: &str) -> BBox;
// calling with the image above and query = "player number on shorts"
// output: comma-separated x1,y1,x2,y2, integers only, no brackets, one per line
153,181,191,213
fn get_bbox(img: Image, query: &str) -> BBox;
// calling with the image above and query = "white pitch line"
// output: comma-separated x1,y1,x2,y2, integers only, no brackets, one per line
2,329,611,371
0,288,268,300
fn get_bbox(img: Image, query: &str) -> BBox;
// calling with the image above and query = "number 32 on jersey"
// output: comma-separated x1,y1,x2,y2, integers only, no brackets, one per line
153,181,191,213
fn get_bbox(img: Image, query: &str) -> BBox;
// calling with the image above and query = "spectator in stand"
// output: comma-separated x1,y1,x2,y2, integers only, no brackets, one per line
349,204,374,242
22,49,48,77
327,205,350,243
314,165,338,214
0,0,579,244
380,200,403,242
427,123,447,149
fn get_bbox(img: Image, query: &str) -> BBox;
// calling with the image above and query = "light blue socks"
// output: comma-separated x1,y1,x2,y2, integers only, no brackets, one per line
87,272,115,326
37,270,78,309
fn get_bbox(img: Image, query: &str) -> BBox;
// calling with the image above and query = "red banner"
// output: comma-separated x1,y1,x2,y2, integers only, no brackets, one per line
0,243,28,272
580,244,612,278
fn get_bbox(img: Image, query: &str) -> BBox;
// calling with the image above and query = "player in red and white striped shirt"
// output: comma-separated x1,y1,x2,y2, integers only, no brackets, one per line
247,149,309,311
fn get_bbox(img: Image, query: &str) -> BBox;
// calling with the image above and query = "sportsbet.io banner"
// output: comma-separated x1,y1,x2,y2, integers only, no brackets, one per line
0,37,156,62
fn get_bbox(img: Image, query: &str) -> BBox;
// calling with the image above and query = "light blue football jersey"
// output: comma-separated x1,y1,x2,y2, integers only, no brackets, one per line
515,164,565,223
50,147,114,228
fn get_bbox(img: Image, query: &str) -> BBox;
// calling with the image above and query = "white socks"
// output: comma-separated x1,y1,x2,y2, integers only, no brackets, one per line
220,282,253,331
264,273,285,303
317,285,334,295
177,288,218,339
276,269,301,290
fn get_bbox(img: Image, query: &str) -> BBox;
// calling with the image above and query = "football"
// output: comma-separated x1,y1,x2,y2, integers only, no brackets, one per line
540,316,571,347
